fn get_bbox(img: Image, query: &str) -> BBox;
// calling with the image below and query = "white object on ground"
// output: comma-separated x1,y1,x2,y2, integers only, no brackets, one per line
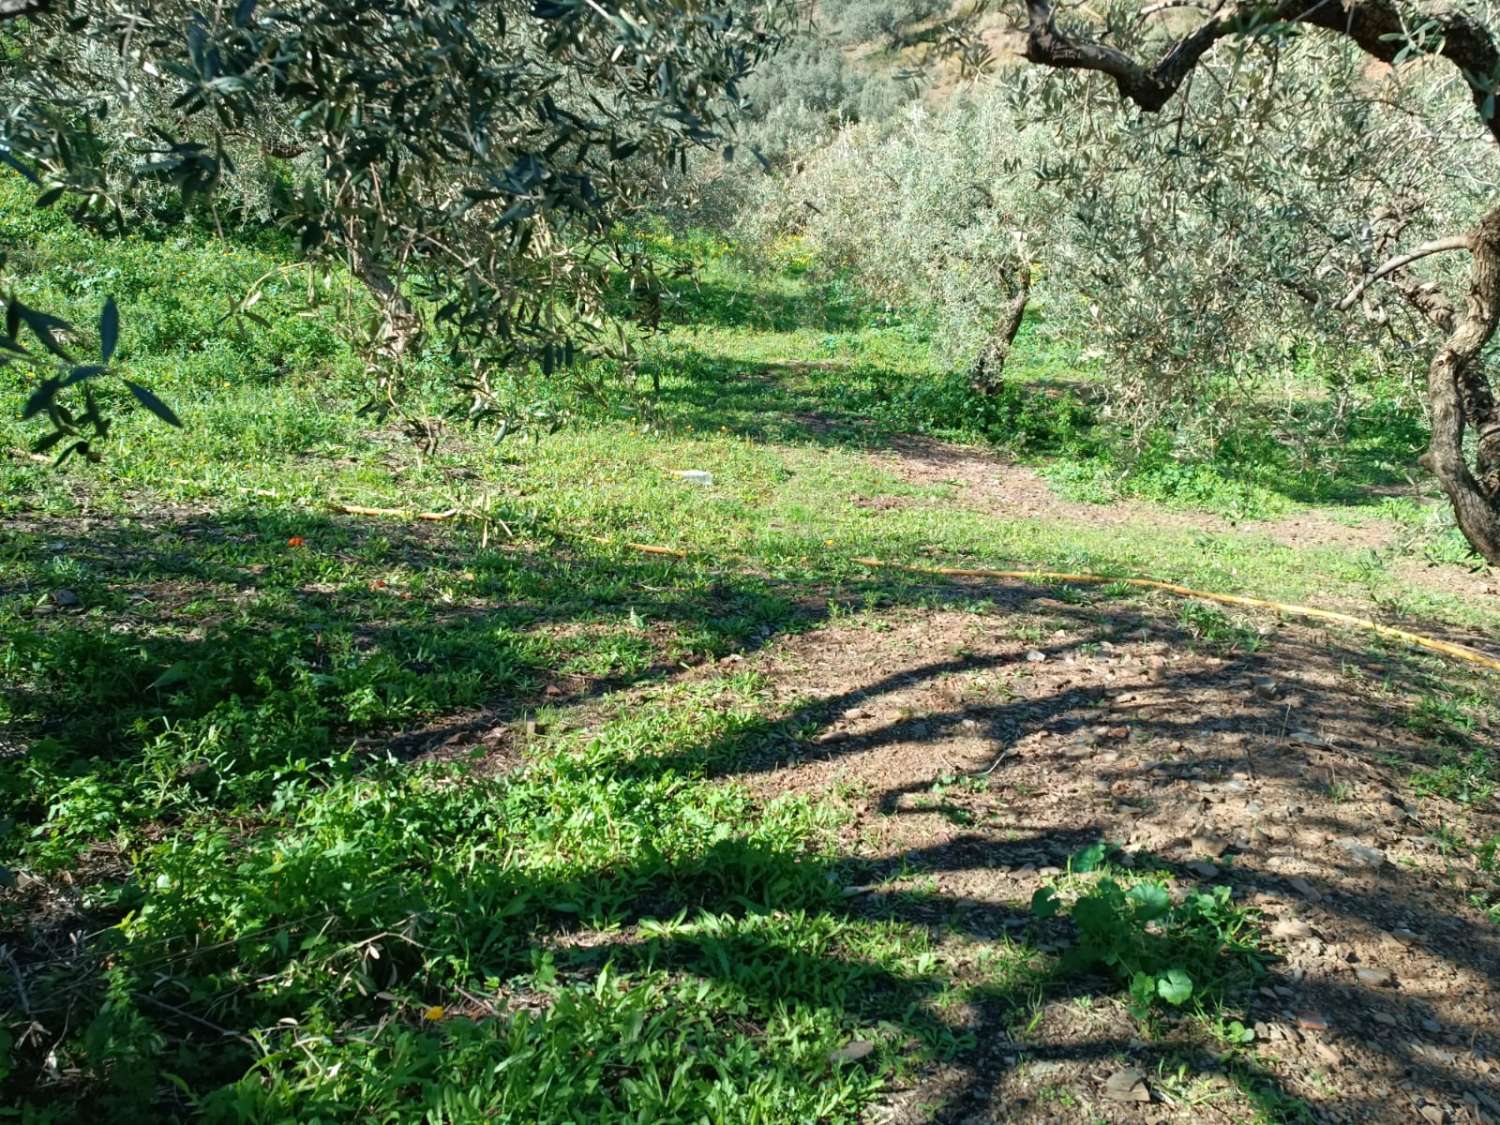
673,470,714,486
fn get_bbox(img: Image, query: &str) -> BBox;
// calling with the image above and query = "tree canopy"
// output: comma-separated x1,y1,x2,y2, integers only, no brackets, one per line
1,0,795,456
986,0,1500,559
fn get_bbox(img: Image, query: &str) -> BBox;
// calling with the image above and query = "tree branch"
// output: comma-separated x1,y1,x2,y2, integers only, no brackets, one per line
1023,0,1238,109
1020,0,1500,145
1336,235,1474,311
1135,1,1217,24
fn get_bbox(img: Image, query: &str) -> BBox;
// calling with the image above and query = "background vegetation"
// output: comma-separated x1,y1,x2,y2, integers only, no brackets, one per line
3,0,1500,1120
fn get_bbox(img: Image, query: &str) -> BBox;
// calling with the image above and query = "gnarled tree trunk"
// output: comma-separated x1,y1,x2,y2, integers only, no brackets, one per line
972,261,1032,395
1419,207,1500,563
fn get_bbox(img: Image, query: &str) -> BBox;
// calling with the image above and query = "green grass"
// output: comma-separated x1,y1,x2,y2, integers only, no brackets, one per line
3,184,1498,1120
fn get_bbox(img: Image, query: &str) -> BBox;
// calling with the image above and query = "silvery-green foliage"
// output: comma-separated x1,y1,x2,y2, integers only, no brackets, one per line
750,89,1049,371
669,0,933,228
1015,32,1491,424
819,0,951,47
753,31,1489,435
673,26,918,232
54,41,309,224
1,0,797,455
738,40,914,166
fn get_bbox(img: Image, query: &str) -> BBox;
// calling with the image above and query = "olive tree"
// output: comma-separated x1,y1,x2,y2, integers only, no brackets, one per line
1007,33,1487,434
0,0,795,458
980,0,1500,562
742,94,1047,388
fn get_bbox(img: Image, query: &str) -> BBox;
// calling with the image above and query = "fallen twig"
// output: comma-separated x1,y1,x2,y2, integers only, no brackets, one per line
331,502,459,522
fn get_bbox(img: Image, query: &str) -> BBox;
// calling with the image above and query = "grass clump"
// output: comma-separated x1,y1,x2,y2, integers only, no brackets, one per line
1031,845,1268,1027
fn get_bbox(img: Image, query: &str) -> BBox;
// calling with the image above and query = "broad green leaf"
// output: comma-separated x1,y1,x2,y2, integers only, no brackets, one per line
1126,882,1171,921
1157,968,1193,1006
1129,971,1157,1010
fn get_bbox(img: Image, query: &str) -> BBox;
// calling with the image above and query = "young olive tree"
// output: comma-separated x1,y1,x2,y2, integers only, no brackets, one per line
0,0,795,458
983,0,1500,562
749,94,1047,387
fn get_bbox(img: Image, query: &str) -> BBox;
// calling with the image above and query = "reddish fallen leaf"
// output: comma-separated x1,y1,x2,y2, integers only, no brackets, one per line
286,536,306,548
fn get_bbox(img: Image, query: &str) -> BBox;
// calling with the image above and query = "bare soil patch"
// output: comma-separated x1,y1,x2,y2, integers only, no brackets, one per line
865,434,1497,596
712,593,1499,1122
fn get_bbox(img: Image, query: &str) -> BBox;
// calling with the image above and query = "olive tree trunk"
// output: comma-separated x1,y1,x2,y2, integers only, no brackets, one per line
1419,208,1500,563
972,261,1032,395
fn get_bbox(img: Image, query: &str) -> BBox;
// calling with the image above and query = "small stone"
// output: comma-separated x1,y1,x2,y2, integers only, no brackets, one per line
1025,649,1047,663
1252,677,1280,700
1314,1042,1342,1066
1191,834,1230,858
1421,1018,1442,1034
829,1039,875,1064
1355,967,1394,988
1187,860,1220,878
1038,865,1062,876
50,588,80,607
1288,730,1331,748
1370,1011,1398,1027
1288,878,1320,900
1296,1012,1331,1031
1390,927,1419,945
1103,1067,1151,1103
1334,838,1386,868
1272,919,1314,941
1419,1105,1444,1125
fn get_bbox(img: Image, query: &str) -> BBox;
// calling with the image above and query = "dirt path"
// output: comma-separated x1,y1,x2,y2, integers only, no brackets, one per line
861,435,1500,606
701,593,1499,1122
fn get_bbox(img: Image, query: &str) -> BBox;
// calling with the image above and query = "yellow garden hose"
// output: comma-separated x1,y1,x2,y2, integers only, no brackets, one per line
849,556,1500,674
322,501,1500,675
579,534,1500,674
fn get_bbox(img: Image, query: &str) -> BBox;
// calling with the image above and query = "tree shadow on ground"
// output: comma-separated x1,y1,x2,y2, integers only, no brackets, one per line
2,513,1496,1120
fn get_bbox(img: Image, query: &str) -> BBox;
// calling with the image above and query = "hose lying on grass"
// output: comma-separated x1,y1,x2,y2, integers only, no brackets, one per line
320,500,1500,675
849,556,1500,674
